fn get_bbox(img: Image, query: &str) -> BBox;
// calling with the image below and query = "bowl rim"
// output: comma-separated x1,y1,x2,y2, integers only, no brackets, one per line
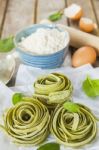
0,55,15,84
14,24,70,57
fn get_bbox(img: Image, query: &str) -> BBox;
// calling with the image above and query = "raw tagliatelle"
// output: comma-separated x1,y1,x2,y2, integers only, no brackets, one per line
51,103,97,147
0,97,50,146
33,73,73,107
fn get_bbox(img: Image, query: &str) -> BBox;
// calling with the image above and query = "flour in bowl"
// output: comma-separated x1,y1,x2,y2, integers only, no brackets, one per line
19,28,69,55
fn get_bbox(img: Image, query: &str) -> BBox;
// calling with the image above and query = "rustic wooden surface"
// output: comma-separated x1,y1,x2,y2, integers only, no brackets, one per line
0,0,99,86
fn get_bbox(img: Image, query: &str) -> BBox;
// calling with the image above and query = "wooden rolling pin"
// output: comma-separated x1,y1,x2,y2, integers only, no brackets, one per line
58,24,99,54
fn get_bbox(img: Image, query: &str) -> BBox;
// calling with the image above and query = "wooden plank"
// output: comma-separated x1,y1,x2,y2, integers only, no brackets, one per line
36,0,68,25
0,0,8,36
1,0,36,37
67,0,99,35
91,0,99,27
92,0,99,67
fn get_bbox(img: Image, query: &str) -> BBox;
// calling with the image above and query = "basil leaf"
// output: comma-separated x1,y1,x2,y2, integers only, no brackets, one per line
63,102,80,113
12,93,24,105
83,76,96,97
0,36,15,52
82,76,99,97
37,143,60,150
48,12,63,21
92,80,99,95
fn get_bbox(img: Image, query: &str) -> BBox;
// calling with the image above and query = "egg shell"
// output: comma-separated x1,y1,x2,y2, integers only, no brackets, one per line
71,9,83,20
79,18,94,32
72,46,97,67
64,4,83,21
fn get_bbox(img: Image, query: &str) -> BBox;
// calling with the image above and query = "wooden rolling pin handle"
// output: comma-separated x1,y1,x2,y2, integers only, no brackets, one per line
58,24,99,55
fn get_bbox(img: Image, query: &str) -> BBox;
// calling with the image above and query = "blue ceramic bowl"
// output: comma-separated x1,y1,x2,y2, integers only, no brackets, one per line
14,24,70,69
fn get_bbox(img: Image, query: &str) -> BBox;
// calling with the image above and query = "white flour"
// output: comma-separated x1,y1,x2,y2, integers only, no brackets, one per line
19,28,69,55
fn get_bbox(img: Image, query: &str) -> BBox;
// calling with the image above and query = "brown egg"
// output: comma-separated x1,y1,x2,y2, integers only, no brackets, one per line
79,17,95,33
72,46,97,67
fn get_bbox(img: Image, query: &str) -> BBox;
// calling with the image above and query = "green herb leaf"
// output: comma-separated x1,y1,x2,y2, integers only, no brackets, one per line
0,36,15,52
82,76,99,97
63,102,80,113
37,143,60,150
12,93,24,105
48,11,63,21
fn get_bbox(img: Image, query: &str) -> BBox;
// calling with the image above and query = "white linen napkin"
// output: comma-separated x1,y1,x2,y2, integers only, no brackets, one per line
0,64,99,150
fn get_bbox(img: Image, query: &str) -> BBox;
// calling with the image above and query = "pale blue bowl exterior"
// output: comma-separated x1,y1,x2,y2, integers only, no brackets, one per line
14,24,69,69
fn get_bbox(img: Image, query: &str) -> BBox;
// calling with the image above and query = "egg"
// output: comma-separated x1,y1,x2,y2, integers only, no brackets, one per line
79,17,95,32
64,4,83,20
72,46,97,67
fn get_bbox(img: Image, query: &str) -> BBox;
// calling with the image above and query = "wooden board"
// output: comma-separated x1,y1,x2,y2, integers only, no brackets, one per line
0,0,8,36
67,0,99,35
1,0,36,37
36,0,68,25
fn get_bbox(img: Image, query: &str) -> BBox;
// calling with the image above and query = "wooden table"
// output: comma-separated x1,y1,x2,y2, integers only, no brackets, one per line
0,0,99,86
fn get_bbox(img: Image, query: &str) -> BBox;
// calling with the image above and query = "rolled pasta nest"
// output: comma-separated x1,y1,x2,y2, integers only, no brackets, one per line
0,97,50,146
51,103,97,147
32,96,57,111
33,73,73,108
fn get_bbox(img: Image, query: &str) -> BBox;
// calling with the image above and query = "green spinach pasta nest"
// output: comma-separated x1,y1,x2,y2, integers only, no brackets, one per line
34,73,73,105
32,96,57,110
51,103,97,147
1,97,50,146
